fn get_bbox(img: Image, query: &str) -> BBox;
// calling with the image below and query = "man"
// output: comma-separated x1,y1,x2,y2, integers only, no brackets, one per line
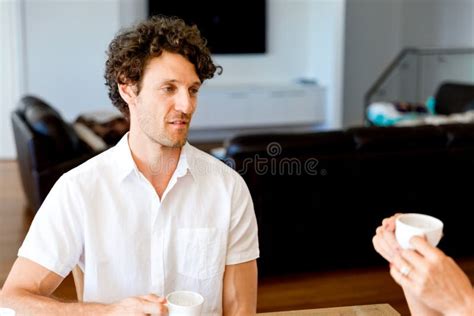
373,214,473,315
1,16,259,315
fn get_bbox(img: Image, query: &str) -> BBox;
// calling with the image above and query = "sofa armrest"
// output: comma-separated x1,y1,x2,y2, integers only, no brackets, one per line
72,122,108,152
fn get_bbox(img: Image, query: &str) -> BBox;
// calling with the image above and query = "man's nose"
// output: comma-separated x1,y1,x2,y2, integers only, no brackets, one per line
174,90,195,114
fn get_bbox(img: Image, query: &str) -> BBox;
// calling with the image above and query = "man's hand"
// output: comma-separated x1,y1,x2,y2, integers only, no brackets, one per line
108,294,168,316
390,236,474,316
0,257,168,316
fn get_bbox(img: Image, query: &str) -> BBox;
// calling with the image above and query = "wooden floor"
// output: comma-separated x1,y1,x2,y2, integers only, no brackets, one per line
2,160,474,314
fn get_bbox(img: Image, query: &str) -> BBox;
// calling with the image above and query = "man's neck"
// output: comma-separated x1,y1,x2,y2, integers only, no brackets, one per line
128,131,182,197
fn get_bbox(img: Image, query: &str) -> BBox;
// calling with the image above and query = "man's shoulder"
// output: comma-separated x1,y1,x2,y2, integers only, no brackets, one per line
62,145,117,182
187,144,242,182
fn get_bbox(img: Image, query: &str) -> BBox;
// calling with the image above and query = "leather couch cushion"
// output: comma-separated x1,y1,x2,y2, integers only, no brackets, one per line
226,131,355,157
222,125,474,276
440,123,474,147
349,125,447,152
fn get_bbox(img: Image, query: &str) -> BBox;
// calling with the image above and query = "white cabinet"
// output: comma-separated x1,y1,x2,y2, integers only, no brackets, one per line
191,84,326,130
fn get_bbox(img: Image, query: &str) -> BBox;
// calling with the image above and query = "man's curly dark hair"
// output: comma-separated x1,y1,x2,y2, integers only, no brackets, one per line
104,15,222,119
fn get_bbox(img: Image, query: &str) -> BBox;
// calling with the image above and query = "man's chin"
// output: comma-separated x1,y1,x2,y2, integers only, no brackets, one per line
162,134,188,148
145,132,187,148
167,139,187,148
162,126,189,147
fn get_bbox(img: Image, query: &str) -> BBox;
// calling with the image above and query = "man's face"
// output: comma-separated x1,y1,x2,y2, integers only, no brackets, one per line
132,51,201,148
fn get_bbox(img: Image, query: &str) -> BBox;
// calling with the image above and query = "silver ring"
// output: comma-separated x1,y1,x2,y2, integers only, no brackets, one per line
401,265,411,277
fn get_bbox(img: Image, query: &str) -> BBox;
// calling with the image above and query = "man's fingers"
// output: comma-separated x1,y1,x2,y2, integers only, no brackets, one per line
137,298,168,315
142,294,167,304
128,295,168,315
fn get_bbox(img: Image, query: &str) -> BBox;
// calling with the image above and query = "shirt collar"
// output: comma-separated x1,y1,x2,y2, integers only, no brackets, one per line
174,142,193,180
113,133,194,182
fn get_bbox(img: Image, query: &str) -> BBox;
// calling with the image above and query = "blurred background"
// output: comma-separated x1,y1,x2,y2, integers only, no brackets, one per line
1,0,474,158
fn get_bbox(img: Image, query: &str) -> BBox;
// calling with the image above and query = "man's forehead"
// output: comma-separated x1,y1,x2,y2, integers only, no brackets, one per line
160,78,201,85
144,54,200,82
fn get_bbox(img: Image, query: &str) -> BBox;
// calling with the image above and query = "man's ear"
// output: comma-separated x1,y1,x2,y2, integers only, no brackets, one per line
118,83,138,107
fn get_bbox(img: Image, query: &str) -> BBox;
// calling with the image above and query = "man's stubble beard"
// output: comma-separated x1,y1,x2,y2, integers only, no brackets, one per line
135,98,190,149
146,130,187,148
140,116,189,148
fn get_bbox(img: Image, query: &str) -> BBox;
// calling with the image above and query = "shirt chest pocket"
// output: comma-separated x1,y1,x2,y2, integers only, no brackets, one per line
177,228,225,280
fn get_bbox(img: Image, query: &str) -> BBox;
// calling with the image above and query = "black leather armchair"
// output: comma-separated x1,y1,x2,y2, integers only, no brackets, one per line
11,96,101,213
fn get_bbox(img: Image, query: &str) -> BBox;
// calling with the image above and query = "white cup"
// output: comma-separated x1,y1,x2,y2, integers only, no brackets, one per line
0,308,16,316
166,290,204,316
395,213,444,249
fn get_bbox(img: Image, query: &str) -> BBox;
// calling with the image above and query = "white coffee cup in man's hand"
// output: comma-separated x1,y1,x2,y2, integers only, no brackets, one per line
165,290,204,316
395,213,444,249
0,308,16,316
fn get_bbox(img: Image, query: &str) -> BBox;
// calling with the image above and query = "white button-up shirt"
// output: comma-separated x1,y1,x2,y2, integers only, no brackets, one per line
18,134,259,315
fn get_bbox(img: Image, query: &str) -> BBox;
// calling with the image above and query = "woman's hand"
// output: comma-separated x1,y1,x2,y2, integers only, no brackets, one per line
390,236,473,316
372,214,402,263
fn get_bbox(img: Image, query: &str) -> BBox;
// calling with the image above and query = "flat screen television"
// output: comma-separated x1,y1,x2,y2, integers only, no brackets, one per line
148,0,266,54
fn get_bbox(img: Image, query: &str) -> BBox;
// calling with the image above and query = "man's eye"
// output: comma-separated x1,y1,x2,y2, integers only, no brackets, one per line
190,88,199,96
163,86,175,93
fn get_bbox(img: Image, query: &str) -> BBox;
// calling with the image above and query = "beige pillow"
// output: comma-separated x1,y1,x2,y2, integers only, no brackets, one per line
73,122,107,152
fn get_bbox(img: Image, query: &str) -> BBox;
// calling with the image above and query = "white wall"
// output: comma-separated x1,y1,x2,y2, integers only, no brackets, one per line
211,0,345,129
24,0,120,122
158,0,345,132
402,0,474,48
1,0,346,158
212,0,313,85
342,0,403,128
307,0,346,129
119,0,146,28
403,0,474,101
23,0,344,118
0,0,24,159
120,0,332,86
343,0,474,128
4,0,473,158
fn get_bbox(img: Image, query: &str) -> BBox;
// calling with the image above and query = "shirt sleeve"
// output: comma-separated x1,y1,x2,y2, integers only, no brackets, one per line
226,175,260,265
18,174,84,277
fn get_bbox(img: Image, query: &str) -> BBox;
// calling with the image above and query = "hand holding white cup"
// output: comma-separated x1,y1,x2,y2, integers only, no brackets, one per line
395,213,443,250
166,290,204,316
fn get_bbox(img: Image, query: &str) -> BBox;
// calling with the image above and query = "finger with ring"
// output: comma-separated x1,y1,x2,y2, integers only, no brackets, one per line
400,265,411,277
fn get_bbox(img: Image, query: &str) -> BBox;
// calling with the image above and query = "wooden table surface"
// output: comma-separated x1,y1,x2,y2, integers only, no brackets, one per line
257,304,400,315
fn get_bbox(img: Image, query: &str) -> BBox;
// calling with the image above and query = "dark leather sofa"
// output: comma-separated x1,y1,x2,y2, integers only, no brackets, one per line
223,123,474,277
11,96,101,213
